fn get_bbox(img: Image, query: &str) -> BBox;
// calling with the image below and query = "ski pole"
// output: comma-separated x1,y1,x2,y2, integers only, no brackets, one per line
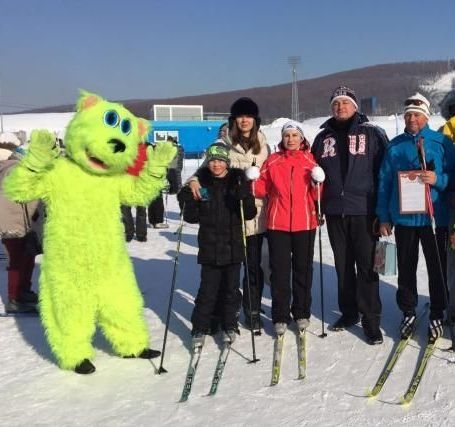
239,193,260,363
163,190,169,225
317,183,327,338
157,207,185,374
417,137,455,349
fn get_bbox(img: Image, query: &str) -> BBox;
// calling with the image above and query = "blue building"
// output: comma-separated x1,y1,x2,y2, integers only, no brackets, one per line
149,120,225,157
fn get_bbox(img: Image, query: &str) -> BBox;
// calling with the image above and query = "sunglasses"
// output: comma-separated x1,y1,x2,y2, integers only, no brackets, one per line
404,99,426,107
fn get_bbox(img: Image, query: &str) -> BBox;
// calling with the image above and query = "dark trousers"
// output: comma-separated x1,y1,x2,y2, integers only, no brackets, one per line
268,229,316,324
2,238,35,301
191,263,242,333
326,215,381,323
242,233,265,314
148,194,165,225
121,205,147,240
395,225,447,319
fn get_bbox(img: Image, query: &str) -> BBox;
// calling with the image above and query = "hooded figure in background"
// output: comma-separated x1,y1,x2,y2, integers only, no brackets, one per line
3,91,176,374
439,90,455,140
0,136,43,314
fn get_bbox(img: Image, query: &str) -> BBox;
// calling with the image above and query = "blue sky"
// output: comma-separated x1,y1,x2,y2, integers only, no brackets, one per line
1,0,453,112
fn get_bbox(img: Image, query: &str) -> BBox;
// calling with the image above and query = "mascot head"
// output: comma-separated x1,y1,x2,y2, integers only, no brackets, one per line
64,90,150,175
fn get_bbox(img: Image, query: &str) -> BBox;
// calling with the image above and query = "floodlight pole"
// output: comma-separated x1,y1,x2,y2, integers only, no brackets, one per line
287,56,301,121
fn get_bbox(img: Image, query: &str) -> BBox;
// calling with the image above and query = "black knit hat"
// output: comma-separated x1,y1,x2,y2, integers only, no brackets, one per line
230,97,259,118
330,86,358,109
229,97,261,128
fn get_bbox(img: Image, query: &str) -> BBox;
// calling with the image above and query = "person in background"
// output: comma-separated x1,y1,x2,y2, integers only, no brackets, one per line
377,92,455,341
438,90,455,322
0,138,41,314
187,98,270,334
166,136,184,196
312,86,388,345
147,140,172,229
252,121,323,335
177,143,257,346
439,89,455,137
121,205,147,242
218,122,228,139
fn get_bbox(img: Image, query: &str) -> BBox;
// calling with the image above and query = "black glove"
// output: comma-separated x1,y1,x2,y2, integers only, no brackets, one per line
177,186,194,205
232,181,252,200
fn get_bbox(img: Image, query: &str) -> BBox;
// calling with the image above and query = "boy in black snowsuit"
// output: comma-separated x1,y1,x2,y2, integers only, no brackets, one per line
177,143,257,347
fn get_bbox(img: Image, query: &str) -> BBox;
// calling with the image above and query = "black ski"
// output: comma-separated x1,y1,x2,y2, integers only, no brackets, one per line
208,343,231,396
180,343,204,402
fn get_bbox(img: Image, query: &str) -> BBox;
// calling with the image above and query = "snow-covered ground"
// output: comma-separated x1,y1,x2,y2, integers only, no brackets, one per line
0,112,454,426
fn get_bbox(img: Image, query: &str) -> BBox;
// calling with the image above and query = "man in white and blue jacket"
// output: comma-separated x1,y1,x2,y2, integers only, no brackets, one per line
376,92,455,342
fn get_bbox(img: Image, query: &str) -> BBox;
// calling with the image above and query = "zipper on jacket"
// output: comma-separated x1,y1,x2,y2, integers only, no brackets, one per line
341,189,345,218
290,166,294,230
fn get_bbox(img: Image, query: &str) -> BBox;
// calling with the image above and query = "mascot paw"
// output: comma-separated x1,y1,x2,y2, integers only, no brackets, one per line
23,129,60,171
74,359,96,374
146,141,177,177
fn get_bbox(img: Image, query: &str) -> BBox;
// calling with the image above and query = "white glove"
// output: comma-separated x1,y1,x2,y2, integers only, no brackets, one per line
311,166,325,183
245,165,260,181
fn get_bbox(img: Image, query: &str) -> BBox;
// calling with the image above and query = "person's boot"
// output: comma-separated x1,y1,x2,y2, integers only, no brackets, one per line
5,300,38,314
274,322,287,335
244,310,262,331
428,318,443,342
74,359,96,374
329,315,359,331
296,318,310,332
221,329,237,344
399,311,416,339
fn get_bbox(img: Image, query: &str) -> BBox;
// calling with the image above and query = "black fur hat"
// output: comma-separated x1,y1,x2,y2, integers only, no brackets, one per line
229,97,261,128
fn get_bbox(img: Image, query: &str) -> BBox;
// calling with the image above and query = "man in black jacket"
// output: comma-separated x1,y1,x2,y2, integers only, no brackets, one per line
312,86,388,345
177,143,257,347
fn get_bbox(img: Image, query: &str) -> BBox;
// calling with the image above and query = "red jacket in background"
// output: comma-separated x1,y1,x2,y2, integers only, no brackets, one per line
252,146,321,232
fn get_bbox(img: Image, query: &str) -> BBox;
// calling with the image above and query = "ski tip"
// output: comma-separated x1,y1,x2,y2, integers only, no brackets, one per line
366,389,378,399
399,397,412,407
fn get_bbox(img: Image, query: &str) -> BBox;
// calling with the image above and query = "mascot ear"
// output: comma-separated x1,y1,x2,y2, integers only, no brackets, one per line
137,119,150,140
76,90,103,112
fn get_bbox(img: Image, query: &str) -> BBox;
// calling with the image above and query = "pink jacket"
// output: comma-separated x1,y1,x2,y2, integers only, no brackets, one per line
252,145,321,232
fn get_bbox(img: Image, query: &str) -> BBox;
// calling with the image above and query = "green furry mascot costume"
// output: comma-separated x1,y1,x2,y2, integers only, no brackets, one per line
4,91,176,374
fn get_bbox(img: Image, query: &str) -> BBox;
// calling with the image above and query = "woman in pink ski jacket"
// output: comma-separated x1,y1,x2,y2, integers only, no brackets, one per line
252,120,323,335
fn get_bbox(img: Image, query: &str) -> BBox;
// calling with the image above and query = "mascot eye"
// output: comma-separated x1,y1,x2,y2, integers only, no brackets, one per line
120,119,132,135
104,110,120,127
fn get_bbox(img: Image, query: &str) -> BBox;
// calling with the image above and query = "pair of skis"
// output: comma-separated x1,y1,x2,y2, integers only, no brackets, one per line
366,303,438,404
180,342,231,402
271,328,306,385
